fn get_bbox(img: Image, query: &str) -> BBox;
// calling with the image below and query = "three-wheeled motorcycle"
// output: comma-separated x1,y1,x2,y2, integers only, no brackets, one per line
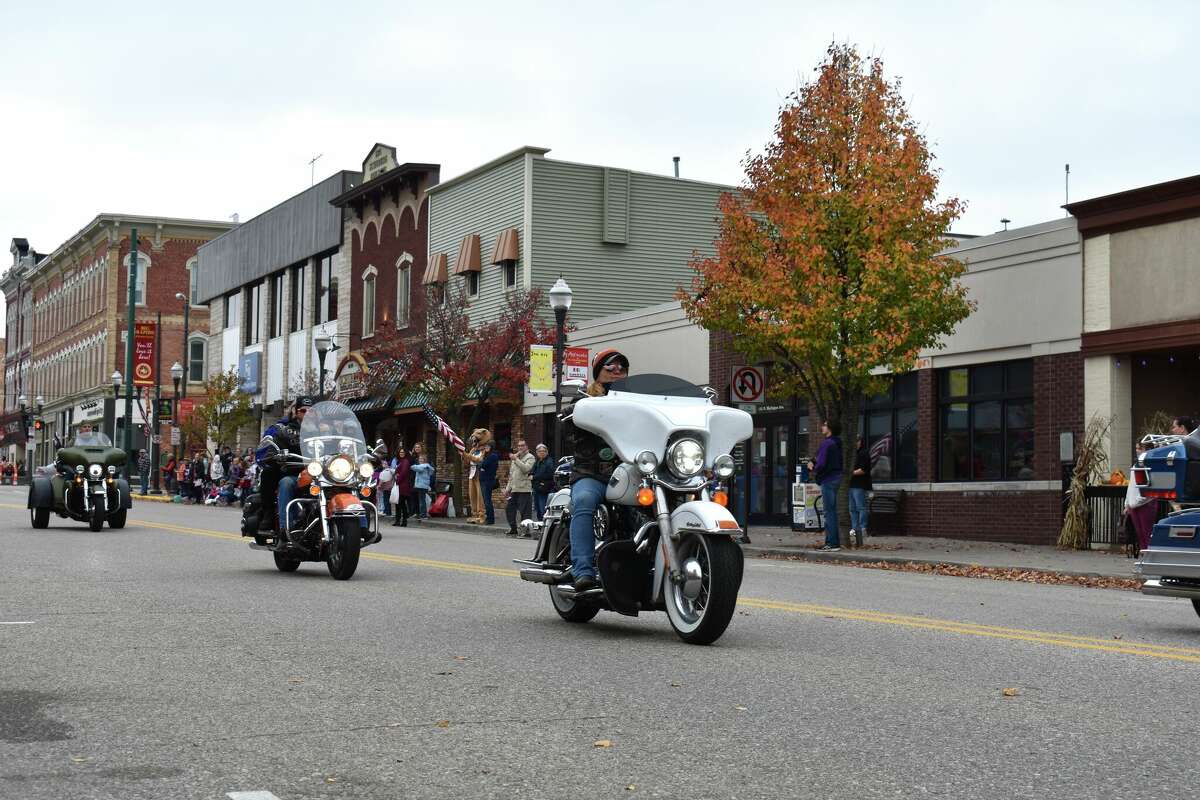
28,429,132,531
1133,428,1200,617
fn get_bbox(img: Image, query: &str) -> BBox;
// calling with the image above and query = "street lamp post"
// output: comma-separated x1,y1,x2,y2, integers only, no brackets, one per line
174,292,190,401
548,277,573,461
18,394,29,478
171,362,183,470
110,371,122,444
314,334,331,400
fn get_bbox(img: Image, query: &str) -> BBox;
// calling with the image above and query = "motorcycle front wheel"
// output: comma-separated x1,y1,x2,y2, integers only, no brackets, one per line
547,519,600,623
327,517,361,580
665,533,742,645
89,504,105,532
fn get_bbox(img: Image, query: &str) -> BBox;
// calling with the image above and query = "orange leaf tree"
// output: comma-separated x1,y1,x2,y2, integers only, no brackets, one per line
681,44,973,544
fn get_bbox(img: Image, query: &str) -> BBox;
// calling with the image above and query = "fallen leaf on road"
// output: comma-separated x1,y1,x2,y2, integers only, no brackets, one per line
325,776,337,783
626,784,636,791
594,739,613,748
70,756,90,763
734,705,747,711
669,682,681,687
436,719,451,728
1002,688,1019,697
454,656,468,661
287,677,304,684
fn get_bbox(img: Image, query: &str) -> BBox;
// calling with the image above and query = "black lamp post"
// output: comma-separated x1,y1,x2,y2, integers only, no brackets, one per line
314,333,332,400
174,292,191,402
34,394,44,467
548,277,573,461
170,362,183,468
110,371,122,445
17,393,29,476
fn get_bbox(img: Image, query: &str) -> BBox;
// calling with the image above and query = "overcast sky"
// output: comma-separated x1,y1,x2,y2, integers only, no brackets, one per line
2,1,1197,270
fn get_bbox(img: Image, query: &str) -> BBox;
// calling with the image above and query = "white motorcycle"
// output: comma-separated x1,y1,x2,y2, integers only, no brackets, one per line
516,374,753,645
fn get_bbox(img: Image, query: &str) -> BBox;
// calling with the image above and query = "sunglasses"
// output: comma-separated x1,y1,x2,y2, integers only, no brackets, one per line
601,361,627,373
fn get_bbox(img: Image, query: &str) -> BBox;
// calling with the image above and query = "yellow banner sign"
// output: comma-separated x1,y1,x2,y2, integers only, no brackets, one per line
529,345,553,394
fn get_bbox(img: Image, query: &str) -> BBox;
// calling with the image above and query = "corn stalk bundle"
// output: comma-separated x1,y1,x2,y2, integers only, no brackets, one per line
1058,415,1113,550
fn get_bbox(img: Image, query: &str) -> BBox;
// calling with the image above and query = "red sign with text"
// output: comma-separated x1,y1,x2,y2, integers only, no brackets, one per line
178,398,195,422
563,347,590,382
133,321,156,387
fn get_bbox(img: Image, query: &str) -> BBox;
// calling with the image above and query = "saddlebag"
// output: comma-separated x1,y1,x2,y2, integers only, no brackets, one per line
241,493,262,537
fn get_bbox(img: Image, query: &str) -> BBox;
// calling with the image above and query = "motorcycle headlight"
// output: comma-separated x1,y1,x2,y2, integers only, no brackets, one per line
327,455,354,483
107,466,117,476
667,438,705,479
306,461,322,477
359,461,375,480
635,450,659,475
88,464,103,479
713,454,735,478
75,465,85,474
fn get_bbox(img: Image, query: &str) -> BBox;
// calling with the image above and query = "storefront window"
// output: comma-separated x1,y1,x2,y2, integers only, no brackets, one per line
317,254,337,324
939,360,1034,480
861,372,918,481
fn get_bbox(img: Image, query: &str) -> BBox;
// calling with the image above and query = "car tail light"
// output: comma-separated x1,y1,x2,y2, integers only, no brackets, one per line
1144,489,1177,500
1133,469,1150,487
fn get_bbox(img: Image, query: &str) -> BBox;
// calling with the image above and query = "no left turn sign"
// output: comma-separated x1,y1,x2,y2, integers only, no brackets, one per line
731,366,765,404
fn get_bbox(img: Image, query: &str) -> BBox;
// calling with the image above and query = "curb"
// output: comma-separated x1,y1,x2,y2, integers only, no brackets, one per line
414,518,520,538
131,494,177,504
742,544,1135,581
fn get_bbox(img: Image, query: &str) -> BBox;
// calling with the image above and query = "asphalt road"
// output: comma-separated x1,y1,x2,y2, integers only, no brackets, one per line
2,485,1198,800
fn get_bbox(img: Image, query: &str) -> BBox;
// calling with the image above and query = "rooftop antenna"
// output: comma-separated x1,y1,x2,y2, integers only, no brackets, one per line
1064,163,1070,216
672,156,680,178
1001,218,1011,231
308,153,324,186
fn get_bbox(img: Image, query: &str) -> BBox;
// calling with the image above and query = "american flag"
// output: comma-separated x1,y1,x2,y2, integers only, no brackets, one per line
869,433,892,463
422,402,465,453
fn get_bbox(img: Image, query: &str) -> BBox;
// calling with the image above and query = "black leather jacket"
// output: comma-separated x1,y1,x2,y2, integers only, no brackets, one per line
565,388,617,485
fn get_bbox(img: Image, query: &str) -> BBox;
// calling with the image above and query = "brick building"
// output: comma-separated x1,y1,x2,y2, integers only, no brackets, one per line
2,215,233,469
709,218,1085,543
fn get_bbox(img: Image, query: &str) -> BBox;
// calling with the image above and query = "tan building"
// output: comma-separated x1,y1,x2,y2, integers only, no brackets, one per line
1066,175,1200,470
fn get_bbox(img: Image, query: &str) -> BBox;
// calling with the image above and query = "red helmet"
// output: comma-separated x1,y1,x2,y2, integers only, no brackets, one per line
591,349,629,381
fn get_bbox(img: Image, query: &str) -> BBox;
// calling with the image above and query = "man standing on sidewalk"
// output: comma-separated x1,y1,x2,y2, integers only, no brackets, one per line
137,448,151,494
808,421,843,551
504,440,536,536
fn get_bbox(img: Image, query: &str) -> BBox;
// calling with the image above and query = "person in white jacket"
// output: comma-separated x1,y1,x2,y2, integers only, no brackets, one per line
209,454,225,483
504,440,536,537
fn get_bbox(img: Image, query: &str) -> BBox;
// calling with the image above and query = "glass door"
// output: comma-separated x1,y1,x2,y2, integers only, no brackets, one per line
747,418,793,525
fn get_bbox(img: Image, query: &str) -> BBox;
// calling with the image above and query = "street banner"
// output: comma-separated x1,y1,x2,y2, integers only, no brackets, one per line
133,321,156,387
564,346,589,382
528,345,553,393
157,398,173,421
178,398,195,422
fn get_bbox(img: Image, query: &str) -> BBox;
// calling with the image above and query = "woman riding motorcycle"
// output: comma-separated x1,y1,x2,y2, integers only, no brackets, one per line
565,349,630,593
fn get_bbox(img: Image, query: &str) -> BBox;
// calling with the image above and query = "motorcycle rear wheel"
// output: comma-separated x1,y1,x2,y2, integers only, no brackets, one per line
665,534,742,645
108,509,127,529
547,520,600,623
327,517,361,580
30,508,49,529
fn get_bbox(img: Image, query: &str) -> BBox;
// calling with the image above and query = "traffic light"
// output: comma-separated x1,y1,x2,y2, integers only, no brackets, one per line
33,419,43,432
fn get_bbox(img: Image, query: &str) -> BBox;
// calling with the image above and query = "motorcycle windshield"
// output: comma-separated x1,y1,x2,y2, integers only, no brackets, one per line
575,375,752,467
73,431,113,447
300,401,368,462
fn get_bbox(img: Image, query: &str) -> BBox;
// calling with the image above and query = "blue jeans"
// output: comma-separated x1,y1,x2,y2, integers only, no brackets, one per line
534,491,549,521
278,476,298,532
415,489,428,518
568,477,605,580
849,487,869,533
480,479,496,524
821,477,841,547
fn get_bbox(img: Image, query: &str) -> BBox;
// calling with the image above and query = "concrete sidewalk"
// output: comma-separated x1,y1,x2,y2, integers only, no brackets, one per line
411,516,1138,580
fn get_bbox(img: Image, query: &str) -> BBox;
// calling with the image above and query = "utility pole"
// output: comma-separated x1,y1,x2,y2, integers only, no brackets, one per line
123,228,138,476
309,153,323,186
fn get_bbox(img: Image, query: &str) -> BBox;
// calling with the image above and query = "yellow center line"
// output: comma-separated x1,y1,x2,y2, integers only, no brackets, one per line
9,505,1198,664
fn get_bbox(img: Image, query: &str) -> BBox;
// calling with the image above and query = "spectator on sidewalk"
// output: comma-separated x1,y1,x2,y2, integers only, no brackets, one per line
1172,416,1196,436
162,454,177,493
504,440,536,536
209,452,225,487
849,436,872,542
808,420,843,552
478,444,500,525
411,454,434,520
137,449,151,494
1126,440,1157,553
531,444,555,521
392,447,413,527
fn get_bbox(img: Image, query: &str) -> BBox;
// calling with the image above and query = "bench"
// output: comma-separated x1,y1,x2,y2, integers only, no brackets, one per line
867,489,905,516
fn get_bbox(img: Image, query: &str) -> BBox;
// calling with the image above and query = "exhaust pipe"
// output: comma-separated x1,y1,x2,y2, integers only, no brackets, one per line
520,567,565,584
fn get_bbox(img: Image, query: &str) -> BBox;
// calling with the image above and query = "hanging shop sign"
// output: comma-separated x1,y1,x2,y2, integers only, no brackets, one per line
563,347,590,382
133,321,156,387
529,345,553,393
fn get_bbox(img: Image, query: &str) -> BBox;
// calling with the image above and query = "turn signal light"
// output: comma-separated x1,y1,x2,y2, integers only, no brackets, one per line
637,487,655,506
713,490,728,507
717,519,739,530
309,484,321,496
361,486,372,497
